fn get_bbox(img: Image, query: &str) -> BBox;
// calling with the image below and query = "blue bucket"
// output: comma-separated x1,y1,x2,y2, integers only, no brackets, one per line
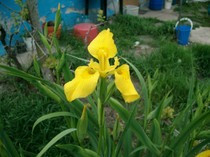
176,25,191,45
149,0,163,10
175,18,193,46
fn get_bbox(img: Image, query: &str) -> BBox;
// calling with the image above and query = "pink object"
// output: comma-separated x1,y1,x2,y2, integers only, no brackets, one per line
73,23,98,44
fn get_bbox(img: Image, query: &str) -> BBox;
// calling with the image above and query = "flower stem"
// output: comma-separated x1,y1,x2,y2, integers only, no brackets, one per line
97,78,107,155
97,97,105,155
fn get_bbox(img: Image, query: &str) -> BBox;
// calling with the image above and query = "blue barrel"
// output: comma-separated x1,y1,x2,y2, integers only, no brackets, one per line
149,0,163,10
175,25,191,45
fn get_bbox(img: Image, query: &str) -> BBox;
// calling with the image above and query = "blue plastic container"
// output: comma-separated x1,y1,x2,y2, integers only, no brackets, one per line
175,25,191,45
149,0,163,10
208,4,210,15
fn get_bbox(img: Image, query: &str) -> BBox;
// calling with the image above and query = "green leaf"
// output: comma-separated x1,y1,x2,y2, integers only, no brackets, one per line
173,76,196,129
77,105,88,143
66,54,89,63
122,57,150,128
39,32,51,53
0,64,68,106
99,78,107,103
109,98,160,156
104,81,116,103
71,99,98,127
33,81,61,103
87,95,97,118
57,144,99,157
37,128,76,157
19,147,36,157
196,130,210,140
56,52,66,73
129,146,147,156
147,92,172,121
0,120,20,157
44,22,48,37
123,129,132,157
54,4,61,33
0,64,66,103
168,111,210,156
147,74,158,97
62,62,73,82
186,139,210,157
112,115,120,141
114,104,138,157
147,119,162,157
156,93,172,122
151,119,162,145
33,57,41,77
193,91,204,120
0,64,45,83
104,127,113,157
32,112,77,133
52,36,61,54
0,142,10,157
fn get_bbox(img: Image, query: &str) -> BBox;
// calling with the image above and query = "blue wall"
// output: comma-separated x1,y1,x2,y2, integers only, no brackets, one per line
0,0,118,56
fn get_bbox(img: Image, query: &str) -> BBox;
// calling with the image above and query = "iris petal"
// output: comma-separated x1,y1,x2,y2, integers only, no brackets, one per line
196,150,210,157
88,29,117,60
115,64,140,103
64,66,100,102
89,57,120,77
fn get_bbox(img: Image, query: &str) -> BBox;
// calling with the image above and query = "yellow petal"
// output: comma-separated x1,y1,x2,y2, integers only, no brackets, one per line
88,29,117,60
89,57,120,77
89,59,100,72
196,150,210,157
109,57,120,74
115,64,140,103
64,66,99,102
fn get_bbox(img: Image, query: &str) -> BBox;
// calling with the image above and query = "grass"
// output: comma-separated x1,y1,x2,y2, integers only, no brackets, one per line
192,44,210,78
0,78,71,156
103,15,176,53
174,2,210,27
129,42,195,105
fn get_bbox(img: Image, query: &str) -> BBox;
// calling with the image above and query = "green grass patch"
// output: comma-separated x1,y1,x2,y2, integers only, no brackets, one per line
0,78,70,156
103,15,175,53
174,2,210,27
192,44,210,78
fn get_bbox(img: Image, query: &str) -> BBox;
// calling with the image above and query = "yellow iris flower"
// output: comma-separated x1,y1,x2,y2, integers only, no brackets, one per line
196,150,210,157
64,29,140,103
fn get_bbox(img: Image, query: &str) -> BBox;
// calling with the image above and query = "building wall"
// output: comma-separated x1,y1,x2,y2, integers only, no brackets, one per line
0,0,119,56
